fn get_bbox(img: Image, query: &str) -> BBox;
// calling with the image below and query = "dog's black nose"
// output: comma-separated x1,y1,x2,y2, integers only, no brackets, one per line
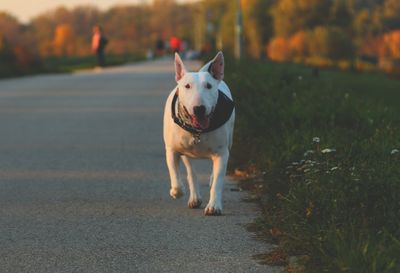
193,105,206,118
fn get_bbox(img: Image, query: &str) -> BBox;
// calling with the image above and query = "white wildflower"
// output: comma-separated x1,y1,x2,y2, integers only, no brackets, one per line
391,149,399,155
321,148,336,154
304,150,314,157
312,137,320,143
330,166,338,171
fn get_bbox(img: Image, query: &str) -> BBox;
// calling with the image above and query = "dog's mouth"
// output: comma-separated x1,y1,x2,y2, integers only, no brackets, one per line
181,105,211,130
191,115,210,130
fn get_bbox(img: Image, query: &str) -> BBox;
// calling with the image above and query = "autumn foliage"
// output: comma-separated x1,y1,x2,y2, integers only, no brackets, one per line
267,37,290,62
289,31,308,60
1,0,400,75
384,30,400,60
53,24,76,56
264,0,400,73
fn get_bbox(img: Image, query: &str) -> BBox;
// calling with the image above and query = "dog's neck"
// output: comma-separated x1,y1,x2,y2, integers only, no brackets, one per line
171,88,235,136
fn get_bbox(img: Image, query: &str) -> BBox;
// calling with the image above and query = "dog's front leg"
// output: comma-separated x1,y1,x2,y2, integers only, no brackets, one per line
205,151,229,216
181,155,202,208
166,148,184,199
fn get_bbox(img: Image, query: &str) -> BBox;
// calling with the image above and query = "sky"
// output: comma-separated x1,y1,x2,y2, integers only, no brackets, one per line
0,0,197,23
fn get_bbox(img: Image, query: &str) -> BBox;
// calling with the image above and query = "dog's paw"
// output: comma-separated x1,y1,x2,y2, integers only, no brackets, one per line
188,197,202,209
204,204,222,216
170,187,184,199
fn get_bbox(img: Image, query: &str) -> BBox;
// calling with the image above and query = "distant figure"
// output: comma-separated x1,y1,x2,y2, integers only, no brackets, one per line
92,25,108,67
169,36,182,54
155,38,165,57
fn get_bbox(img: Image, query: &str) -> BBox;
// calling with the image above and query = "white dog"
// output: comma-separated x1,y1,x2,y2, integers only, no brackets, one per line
163,52,235,216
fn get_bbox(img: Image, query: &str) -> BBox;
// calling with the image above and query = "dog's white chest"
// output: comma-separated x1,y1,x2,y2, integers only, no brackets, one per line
175,133,218,158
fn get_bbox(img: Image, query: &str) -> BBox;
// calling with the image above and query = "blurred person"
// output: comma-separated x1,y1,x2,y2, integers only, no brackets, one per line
155,37,165,57
169,36,182,54
92,25,108,68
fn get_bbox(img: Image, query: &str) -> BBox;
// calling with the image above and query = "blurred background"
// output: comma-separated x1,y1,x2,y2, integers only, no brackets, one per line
1,0,400,77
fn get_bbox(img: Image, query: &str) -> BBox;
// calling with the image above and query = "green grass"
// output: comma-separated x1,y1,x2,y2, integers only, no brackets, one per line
226,59,400,273
43,53,145,73
318,69,400,108
0,53,145,79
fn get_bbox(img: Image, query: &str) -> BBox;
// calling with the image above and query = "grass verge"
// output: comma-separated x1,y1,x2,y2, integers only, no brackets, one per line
226,59,400,273
43,53,145,73
0,53,145,79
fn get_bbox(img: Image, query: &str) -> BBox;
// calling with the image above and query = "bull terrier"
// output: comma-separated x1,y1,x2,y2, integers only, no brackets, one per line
163,52,235,216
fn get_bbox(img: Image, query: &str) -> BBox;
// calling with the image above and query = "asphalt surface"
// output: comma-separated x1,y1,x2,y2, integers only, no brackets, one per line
0,60,278,273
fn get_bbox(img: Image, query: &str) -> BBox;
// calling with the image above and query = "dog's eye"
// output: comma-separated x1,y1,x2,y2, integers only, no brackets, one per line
185,83,191,89
206,82,212,89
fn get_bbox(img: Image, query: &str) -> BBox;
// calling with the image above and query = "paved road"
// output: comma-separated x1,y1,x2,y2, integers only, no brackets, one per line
0,60,278,273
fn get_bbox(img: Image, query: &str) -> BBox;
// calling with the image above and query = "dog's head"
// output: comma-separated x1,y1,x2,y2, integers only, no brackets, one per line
174,52,224,130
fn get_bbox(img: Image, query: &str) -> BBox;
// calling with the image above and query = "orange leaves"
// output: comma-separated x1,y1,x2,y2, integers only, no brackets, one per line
267,31,311,62
270,227,284,238
358,30,400,73
289,31,308,59
383,30,400,59
53,24,76,56
267,37,290,62
240,0,250,9
364,30,400,60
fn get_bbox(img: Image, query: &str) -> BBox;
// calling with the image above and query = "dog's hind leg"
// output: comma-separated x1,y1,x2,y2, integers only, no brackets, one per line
209,174,213,188
166,149,184,199
205,151,229,216
181,155,202,208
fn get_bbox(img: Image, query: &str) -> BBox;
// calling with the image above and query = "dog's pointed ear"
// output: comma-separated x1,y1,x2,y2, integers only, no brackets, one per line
174,53,187,82
199,51,224,81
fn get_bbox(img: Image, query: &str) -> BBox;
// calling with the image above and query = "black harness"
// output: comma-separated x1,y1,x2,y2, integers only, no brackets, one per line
171,89,235,136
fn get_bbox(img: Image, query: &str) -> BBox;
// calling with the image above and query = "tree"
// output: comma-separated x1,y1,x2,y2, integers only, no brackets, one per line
0,34,16,65
0,12,21,45
308,26,354,60
329,0,354,28
242,0,274,58
267,37,290,62
271,0,331,37
289,31,309,59
384,30,400,59
53,24,76,56
200,0,233,52
382,0,400,30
